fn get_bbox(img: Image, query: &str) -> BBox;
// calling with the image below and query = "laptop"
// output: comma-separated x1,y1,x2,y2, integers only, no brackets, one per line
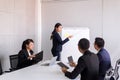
34,51,43,63
41,56,57,66
57,62,69,69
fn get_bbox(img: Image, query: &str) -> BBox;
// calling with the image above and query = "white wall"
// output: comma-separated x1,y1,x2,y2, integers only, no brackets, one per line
35,0,42,52
0,0,37,71
103,0,120,67
41,0,103,60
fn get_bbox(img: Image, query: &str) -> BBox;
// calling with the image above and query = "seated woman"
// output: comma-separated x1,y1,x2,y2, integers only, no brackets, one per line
17,39,36,69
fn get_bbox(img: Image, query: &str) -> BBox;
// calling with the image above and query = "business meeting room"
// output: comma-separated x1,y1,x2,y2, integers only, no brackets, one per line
0,0,120,80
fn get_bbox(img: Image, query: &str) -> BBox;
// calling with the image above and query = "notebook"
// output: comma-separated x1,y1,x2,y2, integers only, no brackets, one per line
57,62,69,69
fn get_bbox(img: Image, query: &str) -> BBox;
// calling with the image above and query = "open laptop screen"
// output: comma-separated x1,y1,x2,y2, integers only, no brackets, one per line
34,51,43,63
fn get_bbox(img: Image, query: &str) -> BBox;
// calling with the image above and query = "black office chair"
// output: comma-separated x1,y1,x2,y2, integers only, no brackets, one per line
9,54,18,71
104,67,114,80
112,59,120,80
0,60,3,75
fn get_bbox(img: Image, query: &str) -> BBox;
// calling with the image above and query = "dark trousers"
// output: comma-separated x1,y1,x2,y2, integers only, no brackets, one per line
99,75,105,80
51,50,61,61
98,77,104,80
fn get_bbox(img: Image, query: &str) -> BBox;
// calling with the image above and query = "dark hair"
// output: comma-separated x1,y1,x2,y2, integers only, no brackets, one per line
22,39,34,49
95,37,105,48
78,38,90,50
50,23,62,40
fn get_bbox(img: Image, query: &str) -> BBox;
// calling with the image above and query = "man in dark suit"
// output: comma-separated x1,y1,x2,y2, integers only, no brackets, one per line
62,38,99,80
94,37,111,80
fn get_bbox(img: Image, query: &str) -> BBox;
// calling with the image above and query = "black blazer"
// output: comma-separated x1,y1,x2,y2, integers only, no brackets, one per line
52,31,69,52
65,50,99,80
17,49,34,69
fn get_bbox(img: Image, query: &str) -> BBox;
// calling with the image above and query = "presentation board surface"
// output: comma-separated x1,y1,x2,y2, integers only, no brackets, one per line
61,27,90,62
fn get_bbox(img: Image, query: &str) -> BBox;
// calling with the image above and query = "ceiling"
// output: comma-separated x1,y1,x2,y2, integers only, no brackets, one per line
41,0,87,2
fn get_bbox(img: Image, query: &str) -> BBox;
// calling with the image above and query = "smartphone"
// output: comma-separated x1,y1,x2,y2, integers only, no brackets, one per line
68,56,73,63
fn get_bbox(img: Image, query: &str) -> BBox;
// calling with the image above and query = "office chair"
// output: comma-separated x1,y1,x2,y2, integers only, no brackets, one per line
112,59,120,80
104,67,114,80
9,54,18,71
0,60,3,75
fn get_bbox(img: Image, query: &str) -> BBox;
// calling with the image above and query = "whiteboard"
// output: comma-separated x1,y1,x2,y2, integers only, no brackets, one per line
61,27,90,62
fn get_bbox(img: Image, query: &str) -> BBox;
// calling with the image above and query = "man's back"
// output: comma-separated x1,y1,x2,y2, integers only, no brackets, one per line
80,50,99,80
97,48,111,80
65,50,99,80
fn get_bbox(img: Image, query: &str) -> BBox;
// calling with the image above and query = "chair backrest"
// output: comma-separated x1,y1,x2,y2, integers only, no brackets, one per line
9,54,18,71
112,59,120,80
104,67,114,80
0,60,3,75
115,59,120,67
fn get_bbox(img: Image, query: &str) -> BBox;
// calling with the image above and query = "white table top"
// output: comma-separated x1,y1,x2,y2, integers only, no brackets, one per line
0,61,73,80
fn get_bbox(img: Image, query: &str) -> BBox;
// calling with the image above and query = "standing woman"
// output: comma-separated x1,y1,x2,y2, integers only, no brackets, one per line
50,23,72,61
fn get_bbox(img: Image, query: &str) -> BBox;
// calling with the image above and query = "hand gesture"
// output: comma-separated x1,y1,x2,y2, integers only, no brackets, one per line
69,62,76,67
62,67,67,73
67,35,73,39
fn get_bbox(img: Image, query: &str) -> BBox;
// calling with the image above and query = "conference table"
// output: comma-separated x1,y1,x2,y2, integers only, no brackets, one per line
0,61,80,80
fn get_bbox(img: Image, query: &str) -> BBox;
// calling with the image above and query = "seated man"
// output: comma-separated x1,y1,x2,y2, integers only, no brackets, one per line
62,38,99,80
94,37,111,80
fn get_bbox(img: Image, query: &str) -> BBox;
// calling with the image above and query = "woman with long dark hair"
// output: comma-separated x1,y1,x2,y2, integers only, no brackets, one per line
51,23,72,61
17,39,36,69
